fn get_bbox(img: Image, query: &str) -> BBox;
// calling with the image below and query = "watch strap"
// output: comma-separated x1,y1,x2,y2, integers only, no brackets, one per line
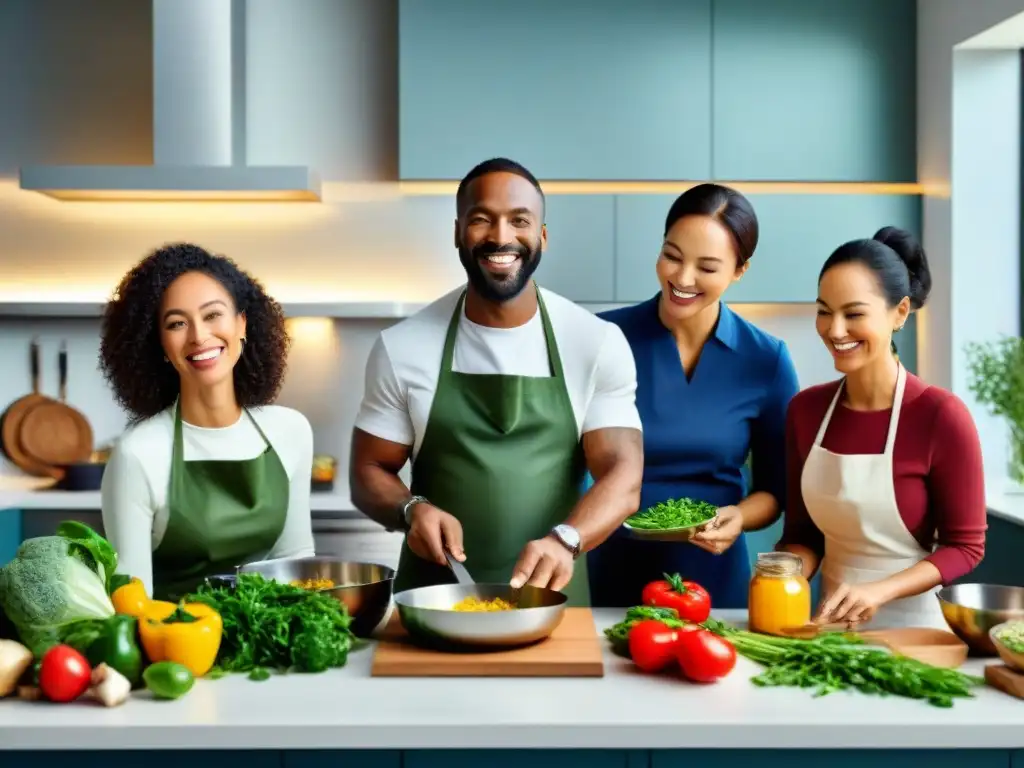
400,495,429,530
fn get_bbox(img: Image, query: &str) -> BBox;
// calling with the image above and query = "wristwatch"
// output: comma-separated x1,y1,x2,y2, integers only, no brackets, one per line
550,523,582,559
398,495,429,531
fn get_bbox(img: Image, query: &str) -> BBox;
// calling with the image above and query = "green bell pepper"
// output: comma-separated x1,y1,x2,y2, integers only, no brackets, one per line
87,614,143,688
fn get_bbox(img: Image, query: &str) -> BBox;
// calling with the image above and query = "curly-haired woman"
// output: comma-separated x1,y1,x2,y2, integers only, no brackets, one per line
99,243,315,600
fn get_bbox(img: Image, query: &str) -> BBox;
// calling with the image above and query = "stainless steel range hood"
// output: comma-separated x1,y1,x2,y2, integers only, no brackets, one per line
19,0,321,203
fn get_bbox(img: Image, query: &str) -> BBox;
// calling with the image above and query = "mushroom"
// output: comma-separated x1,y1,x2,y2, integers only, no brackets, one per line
84,663,131,707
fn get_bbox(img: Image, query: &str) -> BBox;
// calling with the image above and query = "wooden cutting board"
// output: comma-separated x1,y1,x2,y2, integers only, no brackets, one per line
370,607,605,677
985,664,1024,699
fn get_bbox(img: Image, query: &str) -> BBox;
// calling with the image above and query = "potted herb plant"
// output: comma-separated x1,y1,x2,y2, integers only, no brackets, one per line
964,336,1024,492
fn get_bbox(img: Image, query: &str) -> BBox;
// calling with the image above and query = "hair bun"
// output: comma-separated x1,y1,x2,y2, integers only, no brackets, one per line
873,226,932,309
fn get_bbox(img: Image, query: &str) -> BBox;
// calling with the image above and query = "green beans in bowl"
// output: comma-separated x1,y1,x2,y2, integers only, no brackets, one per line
990,621,1024,673
623,498,718,541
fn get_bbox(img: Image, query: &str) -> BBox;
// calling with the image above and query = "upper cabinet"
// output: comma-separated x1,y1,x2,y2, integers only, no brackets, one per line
398,0,916,183
710,0,916,182
397,0,713,181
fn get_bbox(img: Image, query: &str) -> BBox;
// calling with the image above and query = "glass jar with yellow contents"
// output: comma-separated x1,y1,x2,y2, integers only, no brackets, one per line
748,552,811,636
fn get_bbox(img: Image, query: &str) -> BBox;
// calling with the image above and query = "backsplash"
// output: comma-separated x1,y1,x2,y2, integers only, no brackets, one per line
0,304,842,482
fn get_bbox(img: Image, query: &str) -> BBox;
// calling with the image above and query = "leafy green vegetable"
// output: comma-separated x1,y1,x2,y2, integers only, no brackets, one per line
626,498,717,530
702,617,984,708
186,573,355,675
0,526,116,656
54,521,119,594
604,605,686,656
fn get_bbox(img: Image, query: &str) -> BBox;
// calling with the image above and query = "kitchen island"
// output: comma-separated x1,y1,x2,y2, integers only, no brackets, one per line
2,609,1022,766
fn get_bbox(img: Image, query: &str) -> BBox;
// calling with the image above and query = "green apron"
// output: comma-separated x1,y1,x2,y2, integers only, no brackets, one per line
151,402,290,601
395,288,590,606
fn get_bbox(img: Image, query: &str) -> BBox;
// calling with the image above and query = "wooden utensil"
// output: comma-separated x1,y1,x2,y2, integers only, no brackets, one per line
371,607,604,677
0,339,60,478
781,624,968,668
19,341,93,467
780,622,852,639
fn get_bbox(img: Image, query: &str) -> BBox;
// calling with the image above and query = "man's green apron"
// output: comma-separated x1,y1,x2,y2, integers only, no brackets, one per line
394,288,590,606
151,402,290,601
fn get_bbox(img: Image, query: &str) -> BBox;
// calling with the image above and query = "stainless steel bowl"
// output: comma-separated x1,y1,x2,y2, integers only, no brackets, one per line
239,556,395,638
937,583,1024,655
392,583,567,650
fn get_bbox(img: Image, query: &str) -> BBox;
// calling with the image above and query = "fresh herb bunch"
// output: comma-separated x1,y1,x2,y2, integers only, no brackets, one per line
702,618,983,708
964,336,1024,483
187,573,355,677
626,498,717,530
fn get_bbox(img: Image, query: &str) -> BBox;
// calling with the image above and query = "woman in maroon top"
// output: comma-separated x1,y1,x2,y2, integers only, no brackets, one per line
778,226,986,629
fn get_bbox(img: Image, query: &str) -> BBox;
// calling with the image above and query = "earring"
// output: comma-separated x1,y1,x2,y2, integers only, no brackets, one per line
240,336,247,346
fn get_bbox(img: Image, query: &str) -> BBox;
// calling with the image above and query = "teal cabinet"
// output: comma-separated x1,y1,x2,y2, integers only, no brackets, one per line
651,750,1010,768
283,752,401,768
711,0,916,181
534,195,616,302
960,514,1024,588
613,193,921,303
0,509,20,564
404,751,634,768
398,0,712,181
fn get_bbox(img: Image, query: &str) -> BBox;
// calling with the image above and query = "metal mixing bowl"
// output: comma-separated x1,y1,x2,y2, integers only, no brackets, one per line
937,583,1024,655
392,583,567,650
239,556,395,638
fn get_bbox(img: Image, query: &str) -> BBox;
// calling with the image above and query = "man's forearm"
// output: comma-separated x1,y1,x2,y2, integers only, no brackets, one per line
564,464,641,552
350,464,412,530
566,427,644,551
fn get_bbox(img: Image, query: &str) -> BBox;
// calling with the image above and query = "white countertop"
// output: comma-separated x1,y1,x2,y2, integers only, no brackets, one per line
0,609,1020,751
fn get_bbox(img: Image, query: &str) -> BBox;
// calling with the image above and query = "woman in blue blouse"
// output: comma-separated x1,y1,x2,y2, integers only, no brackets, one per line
588,183,799,608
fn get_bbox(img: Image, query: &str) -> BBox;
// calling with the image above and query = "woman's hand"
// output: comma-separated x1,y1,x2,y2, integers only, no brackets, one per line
815,581,889,626
690,506,744,555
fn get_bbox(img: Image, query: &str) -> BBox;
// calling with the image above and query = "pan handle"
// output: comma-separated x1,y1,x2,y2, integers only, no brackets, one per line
30,338,40,395
59,341,68,403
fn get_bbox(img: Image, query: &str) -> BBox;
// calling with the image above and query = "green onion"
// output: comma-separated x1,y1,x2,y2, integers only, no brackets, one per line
702,617,984,708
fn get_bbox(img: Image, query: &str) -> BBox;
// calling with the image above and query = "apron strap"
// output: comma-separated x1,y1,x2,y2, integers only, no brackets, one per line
536,289,565,380
438,293,464,384
883,363,907,456
439,285,566,380
812,381,845,447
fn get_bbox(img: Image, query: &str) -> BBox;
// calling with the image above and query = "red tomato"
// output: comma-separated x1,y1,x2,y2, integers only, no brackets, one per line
641,573,712,623
628,620,681,673
676,628,737,683
38,644,92,703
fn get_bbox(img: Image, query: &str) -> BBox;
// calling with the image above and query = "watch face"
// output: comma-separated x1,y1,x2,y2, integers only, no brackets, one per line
555,524,580,550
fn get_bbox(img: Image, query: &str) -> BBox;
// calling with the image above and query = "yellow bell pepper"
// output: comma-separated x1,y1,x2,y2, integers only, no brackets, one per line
111,577,150,617
138,600,223,677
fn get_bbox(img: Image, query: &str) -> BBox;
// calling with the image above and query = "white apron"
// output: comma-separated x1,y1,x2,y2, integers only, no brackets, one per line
800,364,946,629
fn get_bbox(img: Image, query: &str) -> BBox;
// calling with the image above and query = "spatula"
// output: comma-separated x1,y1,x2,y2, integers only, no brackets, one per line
444,550,474,585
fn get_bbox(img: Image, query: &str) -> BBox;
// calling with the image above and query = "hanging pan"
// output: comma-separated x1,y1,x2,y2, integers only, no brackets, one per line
19,341,94,470
0,339,60,478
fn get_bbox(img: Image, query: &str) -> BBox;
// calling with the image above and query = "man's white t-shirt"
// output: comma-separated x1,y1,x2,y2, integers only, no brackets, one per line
355,285,642,457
